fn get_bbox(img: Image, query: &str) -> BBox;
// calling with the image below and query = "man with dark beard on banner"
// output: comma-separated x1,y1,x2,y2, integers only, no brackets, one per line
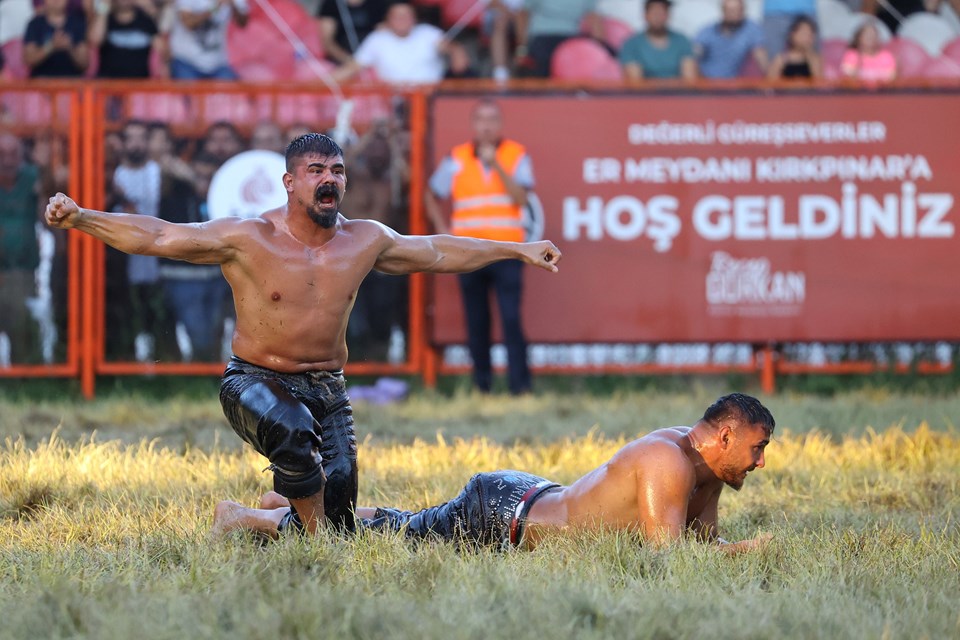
44,133,562,537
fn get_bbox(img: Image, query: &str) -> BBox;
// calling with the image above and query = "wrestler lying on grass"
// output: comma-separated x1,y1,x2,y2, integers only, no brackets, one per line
211,393,774,554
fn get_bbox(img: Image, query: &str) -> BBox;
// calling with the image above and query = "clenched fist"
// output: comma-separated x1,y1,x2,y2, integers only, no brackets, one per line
519,240,562,273
45,193,82,229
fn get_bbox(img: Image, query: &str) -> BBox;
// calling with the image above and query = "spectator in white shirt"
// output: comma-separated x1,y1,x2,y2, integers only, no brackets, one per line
333,3,449,84
168,0,249,80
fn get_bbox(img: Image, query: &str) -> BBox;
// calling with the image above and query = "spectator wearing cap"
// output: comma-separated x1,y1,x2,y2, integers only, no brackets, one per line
695,0,767,78
515,0,603,78
333,3,448,84
23,0,89,77
620,0,697,81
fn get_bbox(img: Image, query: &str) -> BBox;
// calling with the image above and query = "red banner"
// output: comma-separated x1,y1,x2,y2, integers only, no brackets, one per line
429,92,960,344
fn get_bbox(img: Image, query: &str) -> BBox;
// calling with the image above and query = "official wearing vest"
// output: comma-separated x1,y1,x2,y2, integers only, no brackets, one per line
425,99,534,394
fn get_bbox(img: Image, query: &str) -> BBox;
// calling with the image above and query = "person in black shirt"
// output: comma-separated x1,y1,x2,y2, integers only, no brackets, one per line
317,0,397,64
89,0,167,78
23,0,89,77
766,16,821,80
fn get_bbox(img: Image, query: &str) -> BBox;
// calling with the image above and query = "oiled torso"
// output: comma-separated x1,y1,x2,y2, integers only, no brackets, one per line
524,427,720,547
221,211,387,372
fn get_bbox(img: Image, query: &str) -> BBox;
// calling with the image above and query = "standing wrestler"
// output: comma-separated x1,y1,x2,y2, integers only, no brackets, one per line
45,133,562,535
213,393,774,553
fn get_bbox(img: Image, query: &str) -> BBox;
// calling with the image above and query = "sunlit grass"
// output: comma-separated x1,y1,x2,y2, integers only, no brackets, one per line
0,390,959,638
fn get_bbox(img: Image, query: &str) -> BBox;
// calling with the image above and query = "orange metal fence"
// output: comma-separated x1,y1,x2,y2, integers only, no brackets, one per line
0,85,82,380
0,81,955,397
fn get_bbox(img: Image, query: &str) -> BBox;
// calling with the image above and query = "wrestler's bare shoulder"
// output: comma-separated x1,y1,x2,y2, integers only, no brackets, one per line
207,210,280,238
615,427,694,467
339,216,400,238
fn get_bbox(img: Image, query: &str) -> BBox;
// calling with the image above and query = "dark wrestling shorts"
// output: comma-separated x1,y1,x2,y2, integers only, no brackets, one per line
219,355,358,531
361,470,561,549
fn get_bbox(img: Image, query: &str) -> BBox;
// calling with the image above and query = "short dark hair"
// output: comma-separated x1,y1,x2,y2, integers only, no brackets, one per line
848,19,877,49
472,97,500,114
285,133,344,172
702,393,775,434
122,119,149,138
787,15,817,47
205,120,242,139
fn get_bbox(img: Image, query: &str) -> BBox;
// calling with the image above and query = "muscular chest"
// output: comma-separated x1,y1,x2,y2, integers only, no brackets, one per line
238,238,378,310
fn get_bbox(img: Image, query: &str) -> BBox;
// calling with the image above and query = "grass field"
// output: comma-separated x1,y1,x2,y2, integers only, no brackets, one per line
1,387,958,639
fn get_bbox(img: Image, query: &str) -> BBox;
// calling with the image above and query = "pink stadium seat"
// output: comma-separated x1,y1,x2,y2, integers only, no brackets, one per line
582,16,634,52
739,53,764,78
1,39,28,80
291,58,337,82
441,0,483,30
200,93,255,126
227,0,323,82
943,37,960,63
348,94,391,127
887,37,932,77
821,39,849,70
0,92,71,126
127,93,190,124
275,94,328,127
923,55,960,78
551,38,622,81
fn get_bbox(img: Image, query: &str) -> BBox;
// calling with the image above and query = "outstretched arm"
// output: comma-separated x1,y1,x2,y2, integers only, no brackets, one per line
45,192,239,264
374,224,561,275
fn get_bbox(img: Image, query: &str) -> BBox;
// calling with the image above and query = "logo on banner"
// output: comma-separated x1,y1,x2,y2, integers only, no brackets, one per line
705,252,806,317
208,150,288,220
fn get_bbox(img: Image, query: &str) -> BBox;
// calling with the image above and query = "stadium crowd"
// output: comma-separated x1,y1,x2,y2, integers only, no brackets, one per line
1,0,959,369
0,0,959,82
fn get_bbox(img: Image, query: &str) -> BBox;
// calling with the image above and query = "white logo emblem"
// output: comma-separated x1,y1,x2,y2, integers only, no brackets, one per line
208,150,288,220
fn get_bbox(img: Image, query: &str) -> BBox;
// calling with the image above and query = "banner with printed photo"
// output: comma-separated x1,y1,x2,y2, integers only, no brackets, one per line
428,92,960,343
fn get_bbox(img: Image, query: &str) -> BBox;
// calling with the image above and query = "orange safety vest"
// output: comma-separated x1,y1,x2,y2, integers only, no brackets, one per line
449,139,526,242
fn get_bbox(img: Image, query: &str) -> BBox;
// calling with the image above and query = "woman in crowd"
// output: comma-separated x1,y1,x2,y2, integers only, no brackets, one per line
767,16,822,80
841,20,896,85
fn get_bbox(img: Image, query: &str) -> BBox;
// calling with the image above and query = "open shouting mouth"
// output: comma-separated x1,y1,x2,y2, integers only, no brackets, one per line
316,185,339,207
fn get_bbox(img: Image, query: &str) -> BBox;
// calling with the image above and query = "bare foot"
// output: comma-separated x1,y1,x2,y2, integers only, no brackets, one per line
259,491,290,510
209,500,250,540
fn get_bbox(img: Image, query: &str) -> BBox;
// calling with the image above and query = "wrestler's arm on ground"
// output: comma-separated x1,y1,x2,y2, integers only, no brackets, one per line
686,477,771,555
716,532,774,555
693,486,773,555
688,485,721,542
45,192,240,264
371,222,561,275
634,444,695,548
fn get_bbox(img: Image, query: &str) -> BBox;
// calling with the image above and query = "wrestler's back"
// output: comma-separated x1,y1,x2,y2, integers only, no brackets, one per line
524,427,694,547
221,212,385,372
